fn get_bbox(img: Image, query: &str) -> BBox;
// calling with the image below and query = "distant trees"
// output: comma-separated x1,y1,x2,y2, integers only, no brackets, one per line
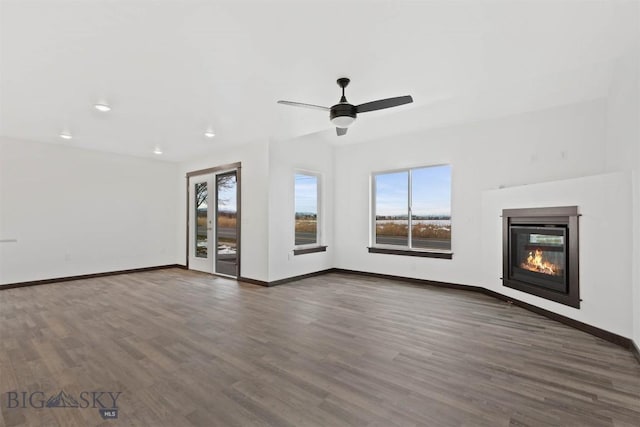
375,215,451,220
194,183,207,210
195,175,235,210
295,212,317,220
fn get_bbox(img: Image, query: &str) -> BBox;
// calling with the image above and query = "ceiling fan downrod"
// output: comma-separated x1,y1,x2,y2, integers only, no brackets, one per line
337,77,350,103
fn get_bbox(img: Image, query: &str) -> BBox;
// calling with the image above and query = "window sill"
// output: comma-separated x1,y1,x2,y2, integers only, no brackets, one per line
293,246,328,256
367,247,453,259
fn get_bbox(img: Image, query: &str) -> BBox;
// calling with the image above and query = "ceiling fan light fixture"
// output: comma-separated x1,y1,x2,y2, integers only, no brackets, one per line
59,132,73,140
330,115,355,128
204,131,215,138
329,102,357,128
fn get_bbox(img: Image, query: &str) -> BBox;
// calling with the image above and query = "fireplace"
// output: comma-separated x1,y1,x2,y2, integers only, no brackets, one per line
502,206,580,308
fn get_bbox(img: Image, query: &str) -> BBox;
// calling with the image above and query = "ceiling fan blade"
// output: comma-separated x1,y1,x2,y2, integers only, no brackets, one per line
277,100,330,111
356,95,413,113
336,127,347,136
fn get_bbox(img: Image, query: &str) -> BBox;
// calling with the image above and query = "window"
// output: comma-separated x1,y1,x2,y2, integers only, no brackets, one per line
372,165,451,256
294,172,320,248
194,182,208,258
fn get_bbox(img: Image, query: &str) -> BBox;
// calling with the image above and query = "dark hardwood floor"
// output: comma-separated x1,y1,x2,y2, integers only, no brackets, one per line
1,268,639,426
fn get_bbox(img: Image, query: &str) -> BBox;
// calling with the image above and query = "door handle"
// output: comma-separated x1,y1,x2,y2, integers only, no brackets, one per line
207,228,213,231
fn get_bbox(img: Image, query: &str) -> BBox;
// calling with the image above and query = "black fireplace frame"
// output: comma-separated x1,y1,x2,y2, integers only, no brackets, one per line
502,206,580,308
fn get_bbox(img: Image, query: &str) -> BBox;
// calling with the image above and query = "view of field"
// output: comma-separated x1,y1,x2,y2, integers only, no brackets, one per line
198,215,236,229
375,219,451,250
295,213,317,245
376,220,451,240
196,210,237,257
295,219,317,233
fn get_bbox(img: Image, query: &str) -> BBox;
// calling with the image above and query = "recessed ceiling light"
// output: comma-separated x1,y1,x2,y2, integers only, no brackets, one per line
94,103,111,112
153,147,163,155
59,132,72,140
204,131,215,138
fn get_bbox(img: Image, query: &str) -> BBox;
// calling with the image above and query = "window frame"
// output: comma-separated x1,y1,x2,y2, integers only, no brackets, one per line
370,164,452,258
293,170,324,253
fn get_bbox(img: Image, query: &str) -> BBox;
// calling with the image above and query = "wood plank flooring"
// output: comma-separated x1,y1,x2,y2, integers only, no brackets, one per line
0,268,639,426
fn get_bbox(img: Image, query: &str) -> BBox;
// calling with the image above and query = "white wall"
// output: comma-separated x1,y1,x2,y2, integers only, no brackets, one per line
0,137,179,285
481,173,633,338
267,133,334,282
333,99,607,284
607,49,640,347
177,140,270,282
603,49,639,343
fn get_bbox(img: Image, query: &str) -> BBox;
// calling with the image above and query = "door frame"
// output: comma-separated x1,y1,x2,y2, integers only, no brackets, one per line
186,162,241,278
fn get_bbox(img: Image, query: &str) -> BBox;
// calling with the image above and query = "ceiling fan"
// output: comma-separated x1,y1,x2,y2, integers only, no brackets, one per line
277,78,413,136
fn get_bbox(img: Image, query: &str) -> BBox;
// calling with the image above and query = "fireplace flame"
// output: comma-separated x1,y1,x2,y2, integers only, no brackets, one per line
521,249,558,275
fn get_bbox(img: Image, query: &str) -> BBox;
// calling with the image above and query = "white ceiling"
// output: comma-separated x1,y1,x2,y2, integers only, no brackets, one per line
0,0,637,161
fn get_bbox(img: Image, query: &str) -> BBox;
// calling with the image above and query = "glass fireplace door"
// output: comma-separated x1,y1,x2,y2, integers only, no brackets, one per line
509,226,567,293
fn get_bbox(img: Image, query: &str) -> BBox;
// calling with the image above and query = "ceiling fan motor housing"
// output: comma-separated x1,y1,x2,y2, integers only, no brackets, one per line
330,103,357,127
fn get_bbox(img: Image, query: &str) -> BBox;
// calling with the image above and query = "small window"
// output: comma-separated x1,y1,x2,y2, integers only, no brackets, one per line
372,165,451,254
194,182,208,258
294,172,320,247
